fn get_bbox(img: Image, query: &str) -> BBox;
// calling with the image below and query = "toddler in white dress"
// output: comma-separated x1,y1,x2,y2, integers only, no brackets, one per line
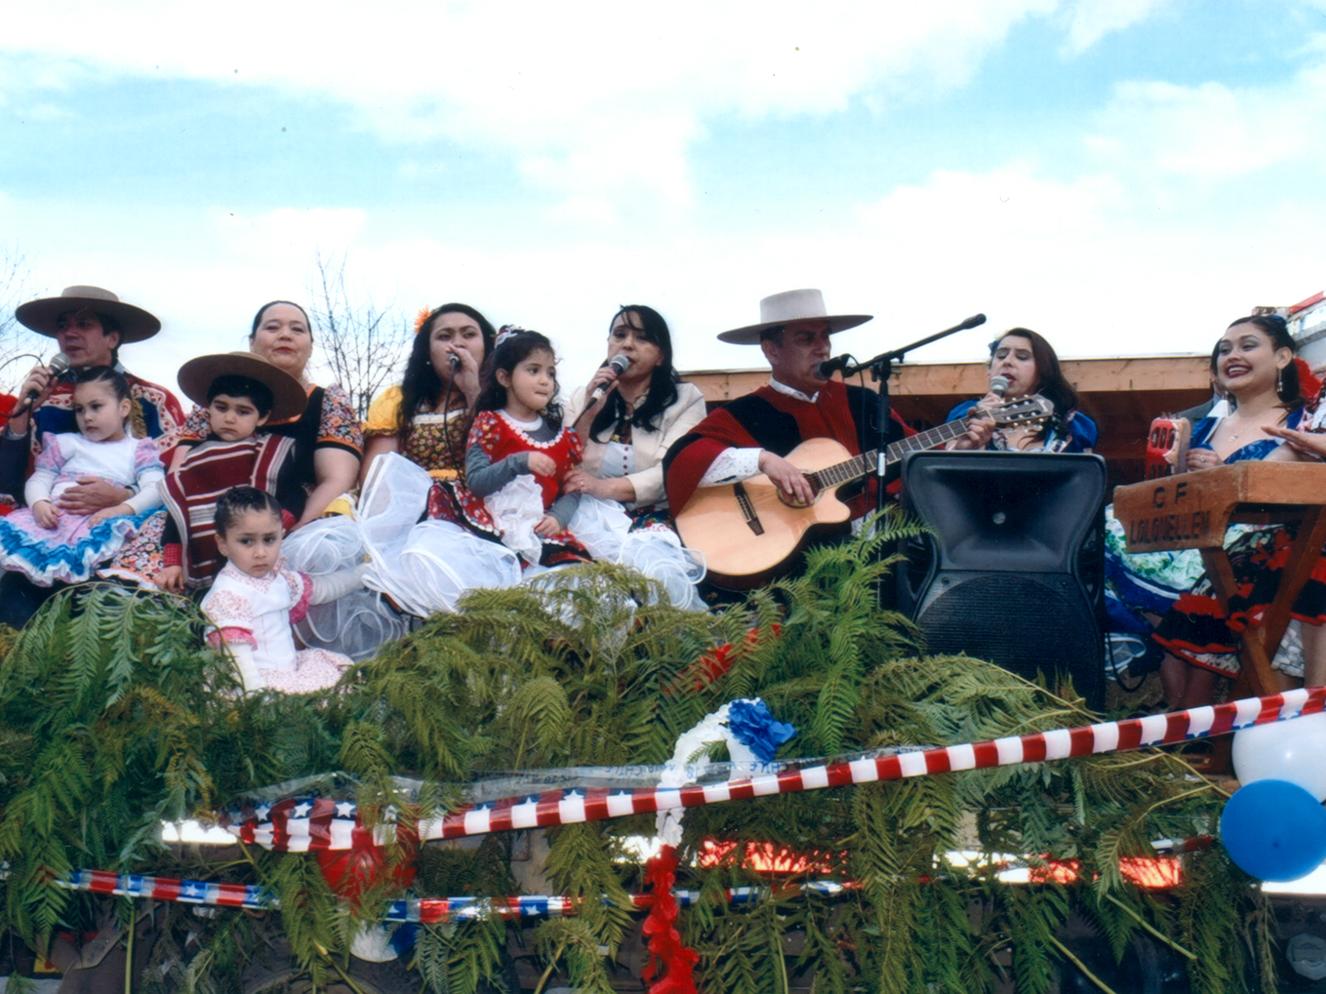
200,486,363,693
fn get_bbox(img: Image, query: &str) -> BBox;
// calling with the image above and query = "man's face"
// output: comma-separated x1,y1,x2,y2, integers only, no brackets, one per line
762,322,833,394
56,309,119,367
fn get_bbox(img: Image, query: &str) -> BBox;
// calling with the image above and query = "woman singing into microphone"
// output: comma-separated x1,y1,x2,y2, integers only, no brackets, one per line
947,327,1097,453
563,305,706,521
559,305,710,608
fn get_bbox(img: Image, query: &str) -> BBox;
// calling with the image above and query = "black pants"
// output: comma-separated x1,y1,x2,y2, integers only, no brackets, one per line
0,571,64,629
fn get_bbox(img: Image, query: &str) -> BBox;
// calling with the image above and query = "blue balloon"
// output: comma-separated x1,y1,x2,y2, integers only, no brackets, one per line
1220,779,1326,882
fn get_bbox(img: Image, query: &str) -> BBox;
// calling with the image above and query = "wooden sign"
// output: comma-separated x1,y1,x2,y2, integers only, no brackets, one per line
1113,462,1326,553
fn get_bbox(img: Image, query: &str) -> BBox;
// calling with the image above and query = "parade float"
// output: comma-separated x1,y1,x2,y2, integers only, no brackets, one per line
0,517,1315,993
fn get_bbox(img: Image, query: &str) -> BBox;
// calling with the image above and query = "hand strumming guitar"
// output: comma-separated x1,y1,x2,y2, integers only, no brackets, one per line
949,393,1000,450
759,450,815,505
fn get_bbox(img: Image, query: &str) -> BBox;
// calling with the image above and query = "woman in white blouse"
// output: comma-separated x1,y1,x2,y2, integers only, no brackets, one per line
563,305,706,523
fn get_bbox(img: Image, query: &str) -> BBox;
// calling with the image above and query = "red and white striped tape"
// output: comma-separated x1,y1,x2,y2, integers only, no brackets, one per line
408,687,1326,844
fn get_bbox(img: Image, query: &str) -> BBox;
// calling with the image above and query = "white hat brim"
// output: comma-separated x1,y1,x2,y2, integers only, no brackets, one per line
716,313,872,345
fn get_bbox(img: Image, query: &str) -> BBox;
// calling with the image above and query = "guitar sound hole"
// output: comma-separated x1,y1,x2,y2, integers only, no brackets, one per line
778,487,818,509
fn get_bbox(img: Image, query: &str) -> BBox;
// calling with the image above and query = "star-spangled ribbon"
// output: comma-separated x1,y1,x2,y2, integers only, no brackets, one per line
33,867,856,922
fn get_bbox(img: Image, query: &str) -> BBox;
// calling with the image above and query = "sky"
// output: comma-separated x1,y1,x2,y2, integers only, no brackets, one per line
2,0,1325,399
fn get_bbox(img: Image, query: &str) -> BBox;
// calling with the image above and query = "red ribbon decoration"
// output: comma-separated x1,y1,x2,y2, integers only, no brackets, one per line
641,844,699,994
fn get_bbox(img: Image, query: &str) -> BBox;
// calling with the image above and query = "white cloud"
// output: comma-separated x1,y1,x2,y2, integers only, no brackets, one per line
1059,0,1175,53
842,164,1324,364
4,155,1322,409
0,0,1068,210
209,207,367,267
1087,55,1326,181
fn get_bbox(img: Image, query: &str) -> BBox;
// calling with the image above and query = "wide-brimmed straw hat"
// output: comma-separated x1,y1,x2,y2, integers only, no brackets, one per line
16,285,161,343
177,352,307,422
716,288,872,345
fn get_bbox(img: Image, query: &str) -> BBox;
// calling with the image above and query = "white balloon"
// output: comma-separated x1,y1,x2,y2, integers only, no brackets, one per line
1232,713,1326,800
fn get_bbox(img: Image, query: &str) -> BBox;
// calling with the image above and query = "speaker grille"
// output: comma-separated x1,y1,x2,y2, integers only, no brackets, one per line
918,573,1103,705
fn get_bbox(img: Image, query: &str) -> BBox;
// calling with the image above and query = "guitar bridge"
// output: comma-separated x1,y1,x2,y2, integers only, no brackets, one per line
734,482,764,535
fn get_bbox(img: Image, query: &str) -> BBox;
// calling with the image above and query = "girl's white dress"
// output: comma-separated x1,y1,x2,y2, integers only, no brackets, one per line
0,432,163,585
201,561,353,693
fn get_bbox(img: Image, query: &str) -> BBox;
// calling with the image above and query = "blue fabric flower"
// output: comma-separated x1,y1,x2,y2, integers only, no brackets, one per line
727,699,796,763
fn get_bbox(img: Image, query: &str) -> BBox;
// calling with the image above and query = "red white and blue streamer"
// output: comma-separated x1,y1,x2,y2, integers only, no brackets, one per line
44,867,854,922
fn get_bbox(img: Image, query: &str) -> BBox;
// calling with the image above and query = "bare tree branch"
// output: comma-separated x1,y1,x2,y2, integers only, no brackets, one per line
0,248,44,385
306,252,410,420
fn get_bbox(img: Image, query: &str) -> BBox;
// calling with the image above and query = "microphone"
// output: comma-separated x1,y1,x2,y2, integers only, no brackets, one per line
818,354,853,379
989,374,1009,398
448,352,461,371
16,352,70,414
961,313,987,330
590,354,632,403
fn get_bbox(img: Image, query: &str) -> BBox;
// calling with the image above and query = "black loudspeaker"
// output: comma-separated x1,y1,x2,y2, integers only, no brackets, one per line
898,451,1107,710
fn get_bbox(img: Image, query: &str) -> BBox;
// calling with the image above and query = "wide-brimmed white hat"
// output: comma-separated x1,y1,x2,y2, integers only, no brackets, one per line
16,285,161,343
716,288,872,345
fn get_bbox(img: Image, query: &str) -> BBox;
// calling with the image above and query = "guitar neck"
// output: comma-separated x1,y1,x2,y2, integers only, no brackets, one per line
809,418,975,489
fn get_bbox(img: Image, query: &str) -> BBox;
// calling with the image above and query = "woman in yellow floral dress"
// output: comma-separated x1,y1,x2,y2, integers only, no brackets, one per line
361,303,495,487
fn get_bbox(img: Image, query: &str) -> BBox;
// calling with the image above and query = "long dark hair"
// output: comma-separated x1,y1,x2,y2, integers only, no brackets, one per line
398,303,496,445
474,328,562,429
1224,313,1302,406
989,327,1079,416
587,305,681,442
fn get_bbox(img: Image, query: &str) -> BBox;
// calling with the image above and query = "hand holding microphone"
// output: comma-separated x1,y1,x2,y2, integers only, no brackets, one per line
13,352,70,418
588,353,632,404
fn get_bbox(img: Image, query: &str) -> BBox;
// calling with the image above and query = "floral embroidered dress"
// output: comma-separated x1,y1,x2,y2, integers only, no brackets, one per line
201,561,352,693
0,433,163,585
363,384,480,526
1147,406,1309,676
363,385,468,482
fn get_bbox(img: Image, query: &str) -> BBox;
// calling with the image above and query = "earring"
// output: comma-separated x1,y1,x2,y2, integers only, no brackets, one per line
1277,367,1285,395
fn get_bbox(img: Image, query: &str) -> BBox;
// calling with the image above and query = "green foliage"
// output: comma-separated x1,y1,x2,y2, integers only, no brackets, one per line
0,517,1270,992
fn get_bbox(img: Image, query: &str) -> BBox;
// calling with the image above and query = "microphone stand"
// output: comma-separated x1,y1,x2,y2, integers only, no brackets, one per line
835,314,985,606
836,314,986,524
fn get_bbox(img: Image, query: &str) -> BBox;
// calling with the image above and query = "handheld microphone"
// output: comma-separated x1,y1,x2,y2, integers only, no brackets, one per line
989,374,1010,398
590,354,632,403
818,354,853,379
16,352,70,414
448,352,461,371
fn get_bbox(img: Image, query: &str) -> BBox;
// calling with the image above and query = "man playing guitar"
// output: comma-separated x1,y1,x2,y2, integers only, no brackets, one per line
663,288,993,523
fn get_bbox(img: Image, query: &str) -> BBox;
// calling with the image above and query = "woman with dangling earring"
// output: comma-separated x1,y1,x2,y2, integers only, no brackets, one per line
1146,314,1312,708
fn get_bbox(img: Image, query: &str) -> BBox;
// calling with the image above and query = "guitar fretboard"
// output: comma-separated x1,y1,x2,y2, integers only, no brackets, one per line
807,418,977,490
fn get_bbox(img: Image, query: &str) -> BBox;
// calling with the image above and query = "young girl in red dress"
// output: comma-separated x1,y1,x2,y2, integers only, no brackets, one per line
463,328,589,569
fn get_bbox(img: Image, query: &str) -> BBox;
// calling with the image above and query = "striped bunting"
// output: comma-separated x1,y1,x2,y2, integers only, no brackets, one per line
223,687,1326,852
49,867,853,922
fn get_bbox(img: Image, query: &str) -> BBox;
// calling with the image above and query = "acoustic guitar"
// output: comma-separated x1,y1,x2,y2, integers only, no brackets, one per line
673,396,1054,589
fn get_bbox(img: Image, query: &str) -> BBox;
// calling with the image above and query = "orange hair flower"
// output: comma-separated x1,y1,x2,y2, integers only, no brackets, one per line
414,307,432,335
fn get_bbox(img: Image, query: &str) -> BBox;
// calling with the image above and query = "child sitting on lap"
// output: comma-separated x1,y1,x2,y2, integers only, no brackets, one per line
0,366,162,585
